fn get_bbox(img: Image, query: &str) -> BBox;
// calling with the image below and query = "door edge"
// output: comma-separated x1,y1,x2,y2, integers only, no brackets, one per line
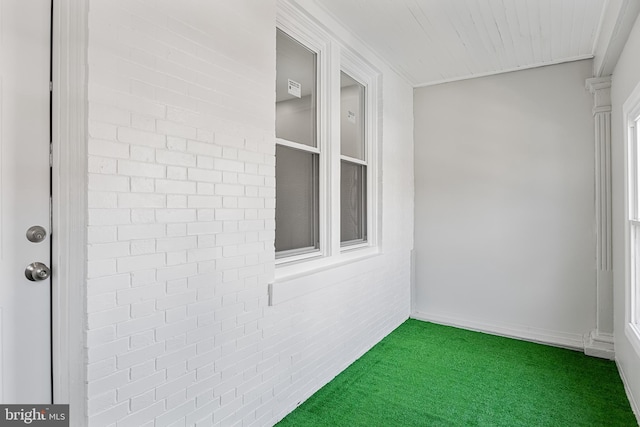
51,0,88,425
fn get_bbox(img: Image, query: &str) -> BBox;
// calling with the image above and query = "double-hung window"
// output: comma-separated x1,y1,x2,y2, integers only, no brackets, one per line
625,82,640,355
340,72,367,246
275,11,378,269
275,29,320,259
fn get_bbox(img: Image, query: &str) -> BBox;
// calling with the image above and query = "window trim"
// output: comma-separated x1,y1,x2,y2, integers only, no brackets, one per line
623,80,640,358
274,1,381,281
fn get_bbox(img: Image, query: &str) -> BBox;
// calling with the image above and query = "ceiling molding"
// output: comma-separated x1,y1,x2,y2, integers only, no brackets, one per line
592,0,640,77
414,55,594,88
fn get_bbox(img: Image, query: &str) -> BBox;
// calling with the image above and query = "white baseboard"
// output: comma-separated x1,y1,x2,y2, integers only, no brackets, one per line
583,330,615,360
411,310,585,351
617,360,640,425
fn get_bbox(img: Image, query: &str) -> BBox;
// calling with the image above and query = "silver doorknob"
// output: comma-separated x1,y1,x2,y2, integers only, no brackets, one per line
26,225,47,243
25,262,51,282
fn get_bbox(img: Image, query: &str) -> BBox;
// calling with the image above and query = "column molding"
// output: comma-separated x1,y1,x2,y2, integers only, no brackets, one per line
51,0,88,424
585,76,614,359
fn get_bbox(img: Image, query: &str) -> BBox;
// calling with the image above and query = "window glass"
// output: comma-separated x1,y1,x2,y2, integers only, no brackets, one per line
275,145,319,254
276,29,317,147
635,124,640,220
340,72,365,160
633,121,640,325
634,232,640,324
340,160,366,244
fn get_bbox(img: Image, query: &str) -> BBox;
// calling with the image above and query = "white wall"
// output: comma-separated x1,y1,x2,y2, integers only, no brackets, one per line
611,12,640,419
85,0,413,426
413,60,596,348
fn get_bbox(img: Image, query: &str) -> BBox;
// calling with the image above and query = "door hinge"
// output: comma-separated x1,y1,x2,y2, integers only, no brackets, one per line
49,143,53,167
49,81,53,92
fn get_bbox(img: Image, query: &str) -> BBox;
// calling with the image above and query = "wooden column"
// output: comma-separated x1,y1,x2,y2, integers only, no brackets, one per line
585,76,614,359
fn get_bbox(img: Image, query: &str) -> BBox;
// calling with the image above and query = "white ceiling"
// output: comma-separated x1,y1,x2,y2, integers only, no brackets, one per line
312,0,608,87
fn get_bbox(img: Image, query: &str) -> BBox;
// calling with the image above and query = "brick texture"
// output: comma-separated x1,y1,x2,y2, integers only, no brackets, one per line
86,1,413,426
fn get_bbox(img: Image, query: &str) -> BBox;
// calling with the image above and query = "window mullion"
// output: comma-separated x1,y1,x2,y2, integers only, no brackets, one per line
327,42,342,257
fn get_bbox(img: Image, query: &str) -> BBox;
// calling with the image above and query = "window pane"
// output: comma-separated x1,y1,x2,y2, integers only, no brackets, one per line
340,72,365,160
275,145,319,254
276,29,317,147
635,124,640,220
341,161,366,244
634,227,640,324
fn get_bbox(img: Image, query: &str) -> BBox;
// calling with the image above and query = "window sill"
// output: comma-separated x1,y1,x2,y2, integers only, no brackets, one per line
275,248,322,265
269,246,381,305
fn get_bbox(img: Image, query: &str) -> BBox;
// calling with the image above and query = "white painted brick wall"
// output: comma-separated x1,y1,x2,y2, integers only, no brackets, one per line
85,1,413,426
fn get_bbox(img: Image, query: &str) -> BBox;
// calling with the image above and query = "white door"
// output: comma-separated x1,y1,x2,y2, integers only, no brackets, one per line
0,0,52,403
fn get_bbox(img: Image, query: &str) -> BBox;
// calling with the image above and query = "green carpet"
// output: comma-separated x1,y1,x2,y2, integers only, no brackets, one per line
276,319,637,426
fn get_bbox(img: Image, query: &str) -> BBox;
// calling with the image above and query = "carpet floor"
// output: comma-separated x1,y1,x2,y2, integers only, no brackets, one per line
276,319,637,426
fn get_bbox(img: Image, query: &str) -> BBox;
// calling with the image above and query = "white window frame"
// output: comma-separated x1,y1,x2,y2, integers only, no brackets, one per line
624,80,640,358
275,9,330,265
274,1,380,281
336,55,379,254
